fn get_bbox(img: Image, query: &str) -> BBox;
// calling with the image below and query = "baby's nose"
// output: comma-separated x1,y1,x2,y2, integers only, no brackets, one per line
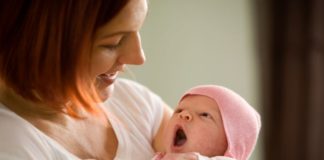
178,110,192,121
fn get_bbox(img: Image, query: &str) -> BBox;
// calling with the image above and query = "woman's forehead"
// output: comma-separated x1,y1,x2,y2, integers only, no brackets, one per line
95,0,148,40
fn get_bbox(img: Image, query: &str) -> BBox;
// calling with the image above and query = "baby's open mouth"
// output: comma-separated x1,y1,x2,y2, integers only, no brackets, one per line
173,127,187,147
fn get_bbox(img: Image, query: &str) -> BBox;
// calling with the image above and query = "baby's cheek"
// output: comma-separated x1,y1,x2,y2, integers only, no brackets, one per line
163,122,176,152
193,139,223,157
191,127,226,156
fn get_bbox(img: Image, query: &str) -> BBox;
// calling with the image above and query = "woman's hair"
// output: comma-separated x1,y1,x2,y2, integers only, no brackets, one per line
0,0,129,116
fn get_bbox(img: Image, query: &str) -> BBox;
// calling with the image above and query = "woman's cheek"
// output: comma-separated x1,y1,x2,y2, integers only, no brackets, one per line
90,51,116,76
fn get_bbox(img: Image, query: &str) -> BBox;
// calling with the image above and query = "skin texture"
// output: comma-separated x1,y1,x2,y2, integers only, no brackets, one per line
0,0,173,159
163,95,228,158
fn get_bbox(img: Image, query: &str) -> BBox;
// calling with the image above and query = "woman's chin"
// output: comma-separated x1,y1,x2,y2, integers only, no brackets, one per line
97,85,114,102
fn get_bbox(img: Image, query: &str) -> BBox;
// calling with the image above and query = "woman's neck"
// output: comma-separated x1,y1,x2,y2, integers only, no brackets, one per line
0,86,66,121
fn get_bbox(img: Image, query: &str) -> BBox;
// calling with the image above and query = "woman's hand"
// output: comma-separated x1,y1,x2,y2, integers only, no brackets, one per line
152,152,198,160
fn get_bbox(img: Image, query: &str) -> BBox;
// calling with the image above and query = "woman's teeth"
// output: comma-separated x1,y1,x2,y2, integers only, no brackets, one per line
108,72,117,78
100,72,117,79
95,72,118,88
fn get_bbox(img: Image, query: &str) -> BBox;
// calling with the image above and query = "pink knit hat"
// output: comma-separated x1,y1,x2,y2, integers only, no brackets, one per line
180,85,261,160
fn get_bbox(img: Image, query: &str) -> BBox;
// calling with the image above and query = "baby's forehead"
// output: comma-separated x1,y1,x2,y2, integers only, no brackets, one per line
177,94,220,111
180,94,217,103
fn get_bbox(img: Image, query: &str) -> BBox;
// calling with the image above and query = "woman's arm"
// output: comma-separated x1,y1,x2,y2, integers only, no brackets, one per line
152,103,173,152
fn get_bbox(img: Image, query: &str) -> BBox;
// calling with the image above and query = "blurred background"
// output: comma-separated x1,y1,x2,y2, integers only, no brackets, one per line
122,0,324,160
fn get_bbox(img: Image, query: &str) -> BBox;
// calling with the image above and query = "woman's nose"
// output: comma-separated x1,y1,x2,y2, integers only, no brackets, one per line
118,32,146,65
178,110,192,121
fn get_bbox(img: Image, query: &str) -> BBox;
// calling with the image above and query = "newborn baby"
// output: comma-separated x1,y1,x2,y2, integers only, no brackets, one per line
154,85,261,160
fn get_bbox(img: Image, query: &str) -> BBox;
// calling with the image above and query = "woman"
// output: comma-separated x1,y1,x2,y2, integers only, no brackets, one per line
0,0,175,159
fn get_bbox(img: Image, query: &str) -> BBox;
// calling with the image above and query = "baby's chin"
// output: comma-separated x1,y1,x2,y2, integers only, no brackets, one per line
166,141,189,153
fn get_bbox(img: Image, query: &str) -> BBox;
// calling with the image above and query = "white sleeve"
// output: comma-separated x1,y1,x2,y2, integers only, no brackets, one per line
141,84,165,138
195,153,236,160
103,78,166,159
113,79,165,139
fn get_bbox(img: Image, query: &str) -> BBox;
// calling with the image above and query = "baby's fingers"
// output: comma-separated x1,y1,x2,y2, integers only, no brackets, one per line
152,152,166,160
161,152,197,160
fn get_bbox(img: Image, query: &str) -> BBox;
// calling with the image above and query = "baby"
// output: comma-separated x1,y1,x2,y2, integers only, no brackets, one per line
153,85,261,160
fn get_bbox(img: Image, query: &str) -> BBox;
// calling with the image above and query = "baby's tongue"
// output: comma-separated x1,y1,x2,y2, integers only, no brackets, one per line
175,139,186,146
174,129,187,146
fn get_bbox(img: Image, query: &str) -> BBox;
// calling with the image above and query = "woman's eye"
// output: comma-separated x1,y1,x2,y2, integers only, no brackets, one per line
100,36,126,51
101,43,122,51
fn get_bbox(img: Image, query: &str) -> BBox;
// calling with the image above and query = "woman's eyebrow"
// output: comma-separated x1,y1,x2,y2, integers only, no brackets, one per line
100,31,131,39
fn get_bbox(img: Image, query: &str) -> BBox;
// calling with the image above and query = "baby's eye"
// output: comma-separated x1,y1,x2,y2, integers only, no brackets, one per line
174,108,183,113
199,112,212,118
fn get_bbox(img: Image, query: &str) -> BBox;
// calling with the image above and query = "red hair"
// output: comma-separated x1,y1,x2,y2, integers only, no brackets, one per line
0,0,129,116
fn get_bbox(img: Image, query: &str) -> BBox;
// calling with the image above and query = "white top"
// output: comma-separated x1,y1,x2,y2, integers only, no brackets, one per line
0,78,165,160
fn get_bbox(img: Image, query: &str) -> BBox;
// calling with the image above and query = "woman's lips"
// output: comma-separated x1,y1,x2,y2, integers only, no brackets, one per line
96,72,118,89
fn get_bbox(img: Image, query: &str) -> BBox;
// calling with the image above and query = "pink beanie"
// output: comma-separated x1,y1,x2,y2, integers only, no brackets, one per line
181,85,261,160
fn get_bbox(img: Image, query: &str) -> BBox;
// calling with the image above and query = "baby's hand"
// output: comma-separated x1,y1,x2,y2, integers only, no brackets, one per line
152,152,198,160
152,152,166,160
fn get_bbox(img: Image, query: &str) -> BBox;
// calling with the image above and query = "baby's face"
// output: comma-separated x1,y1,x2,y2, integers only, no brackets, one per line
163,95,227,157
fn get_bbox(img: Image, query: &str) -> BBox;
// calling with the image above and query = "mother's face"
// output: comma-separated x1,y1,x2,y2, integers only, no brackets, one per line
90,0,147,101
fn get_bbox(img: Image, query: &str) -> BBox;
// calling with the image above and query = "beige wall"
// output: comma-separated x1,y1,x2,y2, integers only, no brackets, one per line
122,0,262,159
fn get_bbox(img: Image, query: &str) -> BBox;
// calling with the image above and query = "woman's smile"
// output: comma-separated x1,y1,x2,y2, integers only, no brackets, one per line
95,71,119,90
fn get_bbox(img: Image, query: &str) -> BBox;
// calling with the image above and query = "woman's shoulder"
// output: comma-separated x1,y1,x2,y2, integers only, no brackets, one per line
0,105,37,142
0,105,55,159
